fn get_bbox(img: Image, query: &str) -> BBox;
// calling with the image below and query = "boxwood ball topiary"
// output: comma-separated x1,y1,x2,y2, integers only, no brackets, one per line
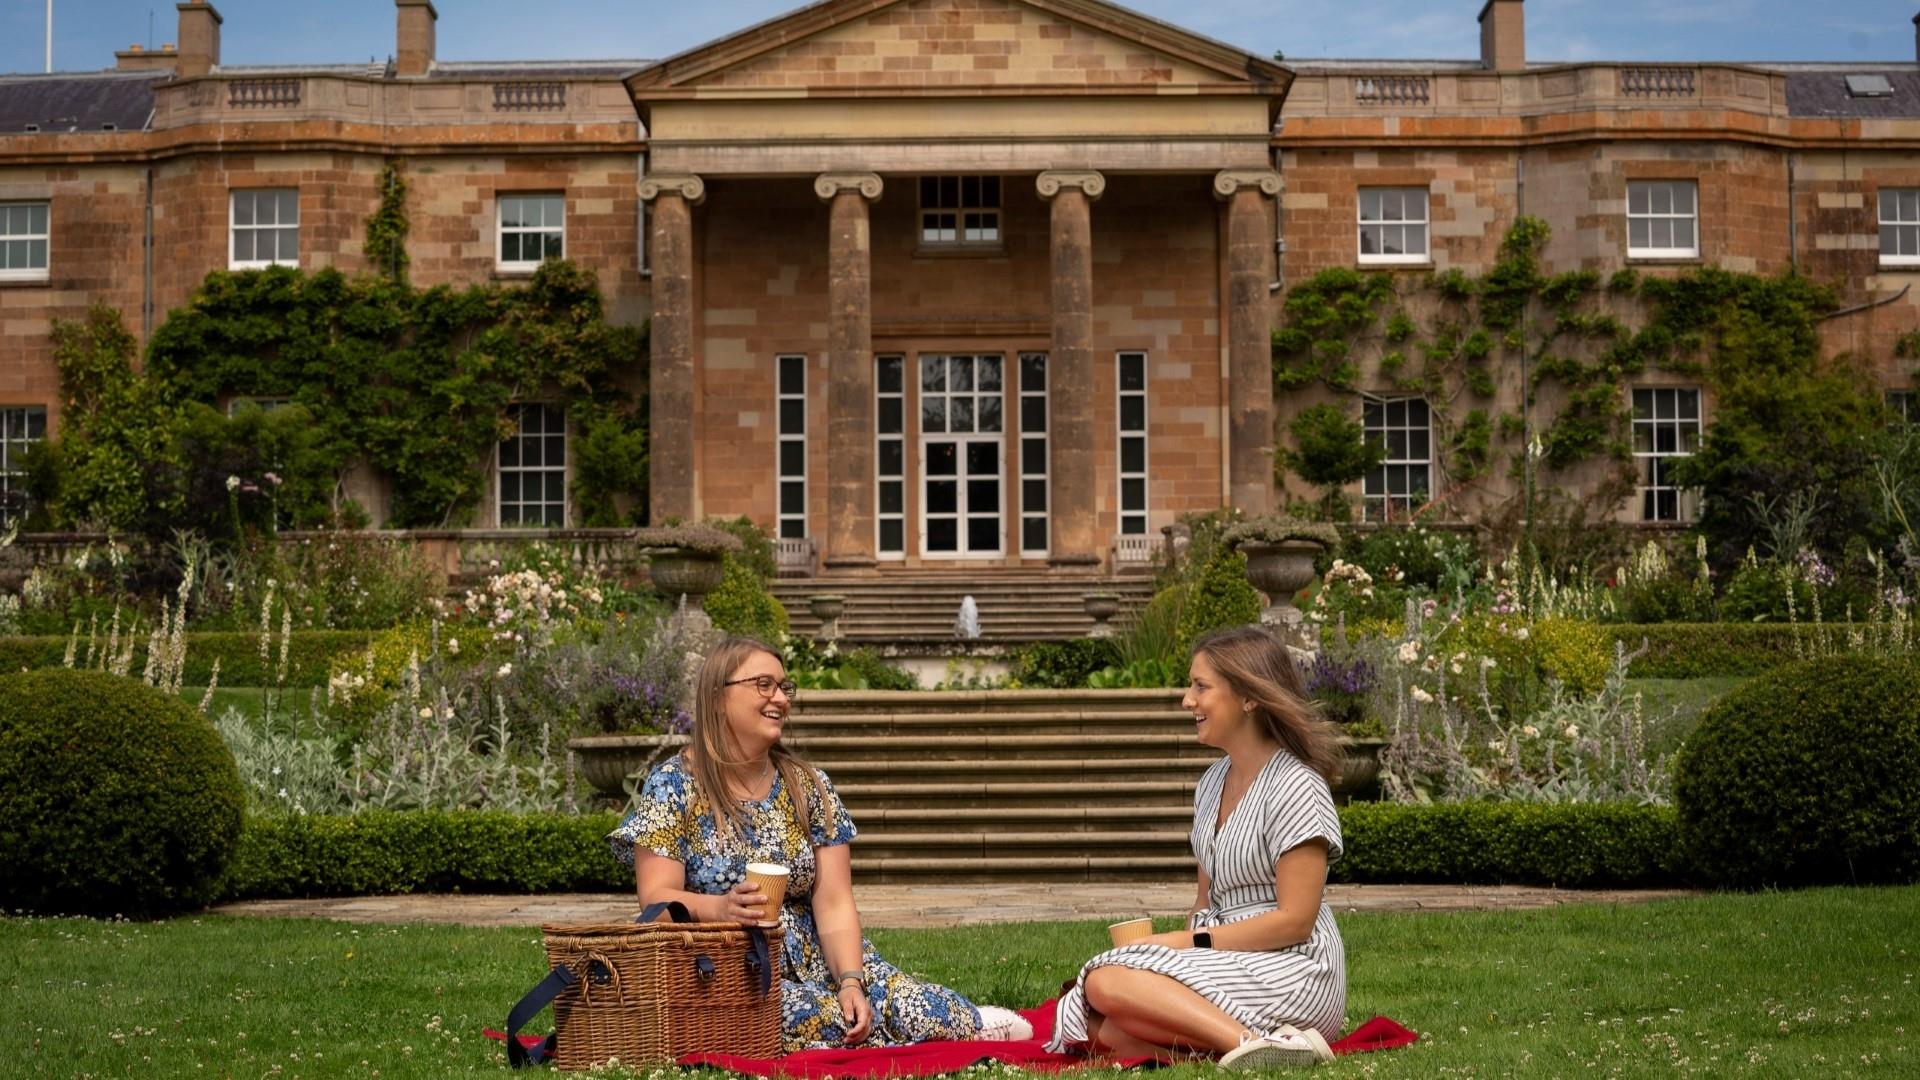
1675,654,1920,889
0,669,246,916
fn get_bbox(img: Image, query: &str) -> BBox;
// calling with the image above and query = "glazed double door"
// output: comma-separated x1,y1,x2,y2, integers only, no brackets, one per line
919,354,1004,557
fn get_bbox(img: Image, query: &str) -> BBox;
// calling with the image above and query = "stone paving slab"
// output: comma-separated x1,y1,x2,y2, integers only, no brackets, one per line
213,883,1702,930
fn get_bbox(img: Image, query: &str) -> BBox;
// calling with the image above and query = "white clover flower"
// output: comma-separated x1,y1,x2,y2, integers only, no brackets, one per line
1410,686,1434,704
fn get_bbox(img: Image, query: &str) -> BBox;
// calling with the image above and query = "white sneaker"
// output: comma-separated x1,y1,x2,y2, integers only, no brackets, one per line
974,1005,1035,1042
1216,1026,1333,1069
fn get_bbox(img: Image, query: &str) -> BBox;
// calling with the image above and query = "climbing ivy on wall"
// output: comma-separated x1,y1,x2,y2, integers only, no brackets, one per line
34,170,650,533
1270,215,1847,524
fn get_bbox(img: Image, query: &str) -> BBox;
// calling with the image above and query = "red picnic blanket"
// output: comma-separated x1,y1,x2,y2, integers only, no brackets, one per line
488,998,1418,1076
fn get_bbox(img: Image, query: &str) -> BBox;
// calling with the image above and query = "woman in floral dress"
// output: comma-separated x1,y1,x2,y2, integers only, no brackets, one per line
609,635,1030,1051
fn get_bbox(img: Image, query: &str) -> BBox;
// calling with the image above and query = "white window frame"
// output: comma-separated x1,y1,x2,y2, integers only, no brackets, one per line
498,403,567,527
875,354,906,560
1,405,47,524
1891,390,1919,425
0,202,50,283
497,193,566,273
1116,351,1149,537
919,175,1002,247
1362,396,1432,523
1357,187,1430,266
776,355,809,543
918,354,1006,559
1632,387,1702,523
1879,188,1920,268
1626,180,1699,260
228,189,300,270
1018,352,1050,557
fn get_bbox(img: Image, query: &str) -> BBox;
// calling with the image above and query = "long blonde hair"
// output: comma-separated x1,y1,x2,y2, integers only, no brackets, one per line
1192,626,1345,784
685,635,823,845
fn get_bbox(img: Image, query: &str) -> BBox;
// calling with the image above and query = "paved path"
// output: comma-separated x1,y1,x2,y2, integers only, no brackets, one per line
213,883,1701,929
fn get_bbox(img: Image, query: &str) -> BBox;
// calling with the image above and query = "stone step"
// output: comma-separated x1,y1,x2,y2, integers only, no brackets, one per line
848,855,1197,883
787,710,1194,737
851,829,1193,861
815,757,1210,784
835,780,1199,810
786,733,1219,763
852,805,1194,832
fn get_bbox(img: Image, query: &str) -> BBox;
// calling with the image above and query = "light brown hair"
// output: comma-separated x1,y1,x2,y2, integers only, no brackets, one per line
1192,626,1346,784
684,635,824,845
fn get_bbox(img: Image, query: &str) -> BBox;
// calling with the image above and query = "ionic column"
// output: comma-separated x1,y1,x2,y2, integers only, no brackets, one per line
1216,169,1281,516
816,172,885,568
1036,170,1105,566
639,174,704,524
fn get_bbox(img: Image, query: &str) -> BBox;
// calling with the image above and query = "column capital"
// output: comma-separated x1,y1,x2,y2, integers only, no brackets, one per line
1036,170,1106,201
815,172,884,202
639,174,706,205
1213,168,1282,200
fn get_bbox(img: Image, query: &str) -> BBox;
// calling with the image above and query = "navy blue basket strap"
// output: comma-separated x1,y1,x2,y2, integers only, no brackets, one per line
504,965,576,1068
744,925,773,995
637,900,694,924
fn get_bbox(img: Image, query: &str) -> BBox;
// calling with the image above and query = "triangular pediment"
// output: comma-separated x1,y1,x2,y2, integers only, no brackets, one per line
628,0,1288,97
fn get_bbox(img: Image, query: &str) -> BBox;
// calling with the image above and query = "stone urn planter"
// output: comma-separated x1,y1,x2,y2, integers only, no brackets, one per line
1083,592,1121,638
647,550,725,633
1239,541,1324,637
1333,736,1389,802
569,733,691,799
810,594,847,641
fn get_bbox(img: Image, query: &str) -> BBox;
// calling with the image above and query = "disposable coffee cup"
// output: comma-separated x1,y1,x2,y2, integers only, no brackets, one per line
1108,917,1154,947
744,862,790,925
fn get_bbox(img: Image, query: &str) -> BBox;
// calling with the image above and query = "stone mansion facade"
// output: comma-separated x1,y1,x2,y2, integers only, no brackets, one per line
3,0,1920,572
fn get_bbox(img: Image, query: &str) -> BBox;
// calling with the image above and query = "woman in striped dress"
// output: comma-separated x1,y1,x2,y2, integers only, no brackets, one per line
1048,626,1347,1069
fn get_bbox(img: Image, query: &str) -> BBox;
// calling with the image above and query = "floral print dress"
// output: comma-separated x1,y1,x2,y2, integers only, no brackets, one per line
608,754,983,1051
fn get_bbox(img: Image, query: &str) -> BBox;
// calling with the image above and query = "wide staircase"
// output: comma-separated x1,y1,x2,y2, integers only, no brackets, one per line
771,571,1157,642
783,688,1212,882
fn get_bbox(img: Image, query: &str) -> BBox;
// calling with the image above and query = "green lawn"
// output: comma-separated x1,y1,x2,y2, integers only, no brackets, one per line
1623,677,1751,757
5,886,1913,1078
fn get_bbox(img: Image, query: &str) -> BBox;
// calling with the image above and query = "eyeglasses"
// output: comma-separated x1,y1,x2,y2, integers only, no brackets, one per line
723,675,798,700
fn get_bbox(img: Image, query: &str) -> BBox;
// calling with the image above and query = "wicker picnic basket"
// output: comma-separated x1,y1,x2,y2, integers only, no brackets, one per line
506,903,783,1071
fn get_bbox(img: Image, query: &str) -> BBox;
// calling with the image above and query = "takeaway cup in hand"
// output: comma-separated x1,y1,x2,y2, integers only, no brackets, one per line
1108,917,1153,947
744,863,789,925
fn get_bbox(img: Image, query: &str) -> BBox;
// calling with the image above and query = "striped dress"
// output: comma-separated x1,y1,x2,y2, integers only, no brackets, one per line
1048,750,1347,1048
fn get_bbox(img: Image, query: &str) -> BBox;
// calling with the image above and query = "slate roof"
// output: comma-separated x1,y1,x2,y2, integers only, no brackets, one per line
1781,68,1920,118
0,71,166,134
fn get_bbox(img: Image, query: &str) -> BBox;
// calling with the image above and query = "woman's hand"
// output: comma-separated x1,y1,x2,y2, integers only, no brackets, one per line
837,982,874,1045
701,882,769,923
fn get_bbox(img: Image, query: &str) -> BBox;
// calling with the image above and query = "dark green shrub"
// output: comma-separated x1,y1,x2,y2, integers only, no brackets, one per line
1603,623,1817,677
215,802,1682,900
1175,548,1262,656
1675,655,1920,889
1339,526,1480,592
0,669,246,916
704,516,778,582
840,648,918,691
0,629,378,687
701,555,789,641
1009,639,1118,689
1718,561,1816,622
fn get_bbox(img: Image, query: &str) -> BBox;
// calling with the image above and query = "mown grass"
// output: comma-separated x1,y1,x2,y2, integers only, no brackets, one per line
6,886,1913,1078
1621,676,1751,758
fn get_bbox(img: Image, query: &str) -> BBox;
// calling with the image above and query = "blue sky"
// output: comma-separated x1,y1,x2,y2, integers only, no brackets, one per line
4,0,1919,76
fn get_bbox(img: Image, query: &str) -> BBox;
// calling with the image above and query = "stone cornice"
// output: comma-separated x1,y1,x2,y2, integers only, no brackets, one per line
1213,169,1281,200
814,172,884,201
638,174,706,204
1035,170,1107,201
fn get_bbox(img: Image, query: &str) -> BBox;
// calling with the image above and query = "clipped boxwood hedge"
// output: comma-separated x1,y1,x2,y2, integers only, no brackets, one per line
0,629,378,687
1600,623,1835,678
218,802,1684,901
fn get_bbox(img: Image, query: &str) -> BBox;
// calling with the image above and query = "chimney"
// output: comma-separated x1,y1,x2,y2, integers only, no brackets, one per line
175,1,222,79
1479,0,1525,73
396,0,437,77
115,43,179,73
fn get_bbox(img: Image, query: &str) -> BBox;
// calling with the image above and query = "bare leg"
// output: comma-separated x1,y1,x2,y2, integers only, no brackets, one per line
1083,966,1251,1054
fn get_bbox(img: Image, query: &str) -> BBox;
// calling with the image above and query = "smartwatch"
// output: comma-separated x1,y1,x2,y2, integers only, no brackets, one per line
1191,930,1213,949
